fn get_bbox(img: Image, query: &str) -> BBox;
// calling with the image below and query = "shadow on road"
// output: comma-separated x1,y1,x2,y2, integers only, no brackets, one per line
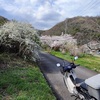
38,52,70,74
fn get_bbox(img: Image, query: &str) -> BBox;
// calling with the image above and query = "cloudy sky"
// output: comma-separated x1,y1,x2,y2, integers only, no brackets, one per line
0,0,100,30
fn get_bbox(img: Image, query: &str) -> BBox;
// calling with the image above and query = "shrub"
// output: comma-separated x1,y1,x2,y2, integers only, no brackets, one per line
0,21,40,62
62,41,82,56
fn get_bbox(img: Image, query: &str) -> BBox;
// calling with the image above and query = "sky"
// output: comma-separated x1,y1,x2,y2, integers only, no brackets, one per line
0,0,100,30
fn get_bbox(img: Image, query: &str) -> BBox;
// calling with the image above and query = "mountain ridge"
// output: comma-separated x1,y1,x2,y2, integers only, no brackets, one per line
0,16,9,26
42,16,100,45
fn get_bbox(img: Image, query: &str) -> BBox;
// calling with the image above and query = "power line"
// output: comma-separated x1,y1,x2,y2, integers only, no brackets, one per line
64,0,100,35
78,0,100,16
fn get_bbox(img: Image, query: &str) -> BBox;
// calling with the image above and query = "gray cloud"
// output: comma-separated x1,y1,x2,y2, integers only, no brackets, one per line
41,11,61,21
0,0,100,30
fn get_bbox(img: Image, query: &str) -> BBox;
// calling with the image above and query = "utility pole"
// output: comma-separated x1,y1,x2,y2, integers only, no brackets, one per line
65,18,68,34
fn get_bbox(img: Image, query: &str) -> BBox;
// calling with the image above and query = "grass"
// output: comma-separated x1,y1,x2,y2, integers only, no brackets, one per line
51,50,100,72
0,53,56,100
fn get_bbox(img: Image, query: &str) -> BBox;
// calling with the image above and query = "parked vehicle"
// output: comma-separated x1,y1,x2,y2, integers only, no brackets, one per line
56,57,100,100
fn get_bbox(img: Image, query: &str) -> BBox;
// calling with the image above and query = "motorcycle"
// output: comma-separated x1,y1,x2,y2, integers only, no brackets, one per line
56,57,100,100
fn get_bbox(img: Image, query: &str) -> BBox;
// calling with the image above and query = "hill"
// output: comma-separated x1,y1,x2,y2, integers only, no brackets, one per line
0,16,9,26
42,16,100,45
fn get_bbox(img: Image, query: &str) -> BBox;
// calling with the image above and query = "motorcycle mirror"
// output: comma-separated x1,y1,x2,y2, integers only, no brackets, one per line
56,63,60,67
74,56,78,60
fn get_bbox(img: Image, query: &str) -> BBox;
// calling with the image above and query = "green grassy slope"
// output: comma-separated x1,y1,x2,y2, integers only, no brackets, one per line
51,51,100,72
0,53,56,100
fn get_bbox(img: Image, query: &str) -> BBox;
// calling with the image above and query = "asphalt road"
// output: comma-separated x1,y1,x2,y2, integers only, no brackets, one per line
37,52,98,100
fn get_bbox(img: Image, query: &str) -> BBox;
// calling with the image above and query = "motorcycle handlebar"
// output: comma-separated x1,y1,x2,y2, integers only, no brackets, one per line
69,63,80,69
75,64,80,67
